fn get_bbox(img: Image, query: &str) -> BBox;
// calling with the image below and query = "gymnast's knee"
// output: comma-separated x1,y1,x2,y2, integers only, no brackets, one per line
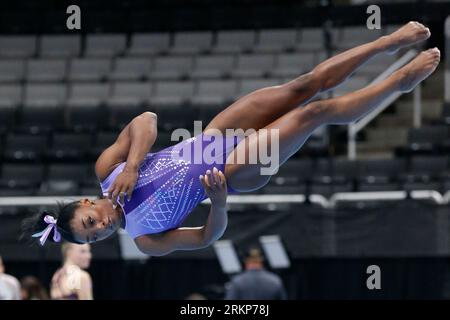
296,100,332,125
288,71,322,95
311,65,344,92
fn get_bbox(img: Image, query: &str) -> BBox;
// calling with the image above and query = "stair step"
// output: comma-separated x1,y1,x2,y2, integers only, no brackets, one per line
395,99,442,118
356,143,394,157
366,127,408,145
376,114,413,127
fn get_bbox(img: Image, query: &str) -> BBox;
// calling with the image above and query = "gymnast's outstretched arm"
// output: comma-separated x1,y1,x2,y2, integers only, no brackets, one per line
134,168,228,256
95,111,158,205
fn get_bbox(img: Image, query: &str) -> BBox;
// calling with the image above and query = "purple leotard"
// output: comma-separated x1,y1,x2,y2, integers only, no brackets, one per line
99,133,243,239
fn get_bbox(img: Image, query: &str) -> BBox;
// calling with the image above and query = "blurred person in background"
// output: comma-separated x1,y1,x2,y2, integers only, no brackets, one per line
0,255,21,300
225,247,287,300
50,243,93,300
185,292,208,300
20,276,49,300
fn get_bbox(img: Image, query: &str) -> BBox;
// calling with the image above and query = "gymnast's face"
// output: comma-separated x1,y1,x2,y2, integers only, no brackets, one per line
70,198,122,244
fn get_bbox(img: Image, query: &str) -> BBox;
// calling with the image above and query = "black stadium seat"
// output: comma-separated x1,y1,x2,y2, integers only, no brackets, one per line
89,131,117,159
3,133,48,161
48,133,93,161
0,163,44,189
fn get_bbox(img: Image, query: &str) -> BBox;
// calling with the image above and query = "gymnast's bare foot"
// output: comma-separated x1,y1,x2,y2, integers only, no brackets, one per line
382,21,430,54
396,48,440,93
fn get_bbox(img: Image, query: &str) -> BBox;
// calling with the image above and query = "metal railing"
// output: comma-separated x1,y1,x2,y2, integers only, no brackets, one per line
2,190,450,210
347,49,419,160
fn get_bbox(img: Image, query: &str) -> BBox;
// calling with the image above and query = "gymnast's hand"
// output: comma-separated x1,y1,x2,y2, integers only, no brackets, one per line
107,167,138,206
199,167,227,207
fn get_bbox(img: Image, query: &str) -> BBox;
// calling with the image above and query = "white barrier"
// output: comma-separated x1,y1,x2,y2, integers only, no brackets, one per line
1,190,449,210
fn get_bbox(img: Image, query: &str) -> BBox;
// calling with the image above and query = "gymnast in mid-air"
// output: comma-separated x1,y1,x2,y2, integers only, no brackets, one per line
23,22,440,256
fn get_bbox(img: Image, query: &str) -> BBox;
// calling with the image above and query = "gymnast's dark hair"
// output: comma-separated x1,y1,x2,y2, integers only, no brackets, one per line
21,200,83,245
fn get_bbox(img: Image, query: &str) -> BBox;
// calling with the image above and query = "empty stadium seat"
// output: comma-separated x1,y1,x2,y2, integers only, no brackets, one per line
37,180,80,195
0,60,26,83
127,33,171,56
191,55,235,79
21,84,66,131
47,163,89,182
90,131,117,158
68,58,112,82
23,83,67,108
0,85,21,130
26,59,67,83
409,156,449,177
65,105,105,132
0,163,44,189
272,159,313,185
48,133,93,161
270,53,315,77
66,83,111,108
150,81,195,108
231,54,275,78
0,84,22,108
3,133,48,161
108,57,152,81
107,81,152,108
80,186,102,196
407,126,449,146
358,158,406,179
297,28,323,51
39,35,81,58
254,29,298,53
156,108,195,131
335,26,382,50
108,106,144,130
0,36,37,58
149,56,193,80
212,30,256,53
84,34,127,57
170,31,213,55
191,80,237,108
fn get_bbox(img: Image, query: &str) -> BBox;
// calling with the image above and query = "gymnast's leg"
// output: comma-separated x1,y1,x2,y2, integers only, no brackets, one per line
204,21,430,134
225,48,440,191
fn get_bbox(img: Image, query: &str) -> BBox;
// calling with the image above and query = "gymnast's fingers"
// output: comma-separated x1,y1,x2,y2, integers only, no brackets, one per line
127,187,133,201
218,170,226,187
206,170,214,188
212,167,220,186
199,175,210,190
108,184,117,205
119,189,126,205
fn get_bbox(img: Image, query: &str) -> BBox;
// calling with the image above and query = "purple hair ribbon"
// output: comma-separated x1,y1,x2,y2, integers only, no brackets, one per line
31,215,61,246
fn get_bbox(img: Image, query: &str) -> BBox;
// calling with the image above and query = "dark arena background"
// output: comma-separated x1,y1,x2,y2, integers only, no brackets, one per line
0,0,450,301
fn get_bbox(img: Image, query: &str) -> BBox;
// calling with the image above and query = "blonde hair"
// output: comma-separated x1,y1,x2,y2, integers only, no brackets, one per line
61,242,73,261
